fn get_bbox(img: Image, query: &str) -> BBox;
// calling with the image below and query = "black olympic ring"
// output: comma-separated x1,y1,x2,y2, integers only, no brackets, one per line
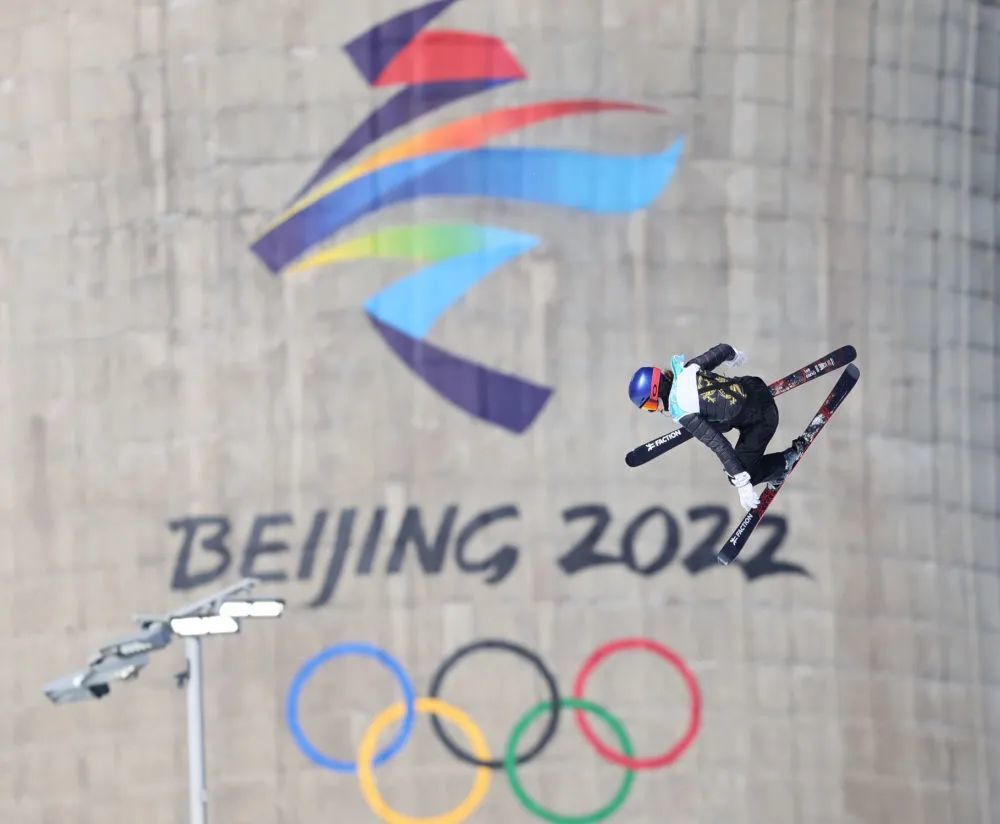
427,638,561,769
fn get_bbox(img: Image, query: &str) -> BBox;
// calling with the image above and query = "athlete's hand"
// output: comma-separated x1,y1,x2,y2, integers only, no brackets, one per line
726,349,748,369
730,471,759,511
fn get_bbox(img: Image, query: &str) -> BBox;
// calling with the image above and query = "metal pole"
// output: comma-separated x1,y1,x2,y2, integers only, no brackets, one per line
185,636,208,824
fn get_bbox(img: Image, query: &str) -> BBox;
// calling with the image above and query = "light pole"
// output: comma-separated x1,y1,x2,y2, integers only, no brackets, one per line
184,633,208,824
43,578,285,824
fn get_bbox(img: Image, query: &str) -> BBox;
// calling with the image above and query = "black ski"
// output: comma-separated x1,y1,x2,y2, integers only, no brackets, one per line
624,345,857,468
716,363,861,566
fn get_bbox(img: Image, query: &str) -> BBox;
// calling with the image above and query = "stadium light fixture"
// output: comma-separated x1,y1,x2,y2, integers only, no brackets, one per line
218,598,285,619
42,577,284,824
169,615,240,636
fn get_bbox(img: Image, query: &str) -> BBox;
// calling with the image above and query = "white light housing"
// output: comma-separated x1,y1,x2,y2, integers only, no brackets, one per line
169,615,240,637
118,664,140,680
116,640,155,657
219,599,285,619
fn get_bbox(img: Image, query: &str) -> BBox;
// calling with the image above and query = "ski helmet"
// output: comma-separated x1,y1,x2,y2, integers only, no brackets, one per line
628,366,664,411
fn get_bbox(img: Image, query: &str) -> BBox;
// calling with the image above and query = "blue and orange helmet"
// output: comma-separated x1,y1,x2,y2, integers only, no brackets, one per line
628,366,666,412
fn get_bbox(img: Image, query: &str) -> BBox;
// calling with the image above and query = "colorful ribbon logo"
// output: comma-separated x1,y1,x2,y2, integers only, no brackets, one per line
251,0,683,433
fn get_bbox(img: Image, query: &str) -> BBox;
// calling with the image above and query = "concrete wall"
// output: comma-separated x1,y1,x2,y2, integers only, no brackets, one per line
1,0,998,822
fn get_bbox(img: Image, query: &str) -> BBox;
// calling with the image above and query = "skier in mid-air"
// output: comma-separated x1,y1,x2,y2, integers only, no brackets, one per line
627,343,806,512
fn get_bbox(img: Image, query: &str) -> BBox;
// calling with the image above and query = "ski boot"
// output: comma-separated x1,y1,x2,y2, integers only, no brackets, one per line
767,435,809,491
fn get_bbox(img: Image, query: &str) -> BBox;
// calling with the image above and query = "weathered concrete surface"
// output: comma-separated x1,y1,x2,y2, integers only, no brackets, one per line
0,1,997,822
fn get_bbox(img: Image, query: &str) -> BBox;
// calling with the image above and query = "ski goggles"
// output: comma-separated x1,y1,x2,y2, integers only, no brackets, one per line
639,367,663,411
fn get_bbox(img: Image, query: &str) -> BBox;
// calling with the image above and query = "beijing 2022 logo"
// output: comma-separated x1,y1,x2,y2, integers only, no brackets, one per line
250,0,684,433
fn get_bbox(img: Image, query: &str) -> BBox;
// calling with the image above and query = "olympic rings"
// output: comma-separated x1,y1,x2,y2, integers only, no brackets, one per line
286,642,416,773
506,698,635,824
572,638,701,770
287,637,701,822
358,698,492,824
428,638,560,769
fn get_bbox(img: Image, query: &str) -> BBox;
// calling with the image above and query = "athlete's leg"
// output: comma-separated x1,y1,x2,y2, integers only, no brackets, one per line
733,383,786,485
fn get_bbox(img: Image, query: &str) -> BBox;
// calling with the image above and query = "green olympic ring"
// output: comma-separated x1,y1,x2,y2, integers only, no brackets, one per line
505,698,636,824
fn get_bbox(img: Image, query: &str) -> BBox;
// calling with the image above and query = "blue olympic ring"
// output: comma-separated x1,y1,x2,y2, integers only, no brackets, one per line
286,642,416,773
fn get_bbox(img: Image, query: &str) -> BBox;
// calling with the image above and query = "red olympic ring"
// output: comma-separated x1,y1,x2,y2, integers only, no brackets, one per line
571,637,701,770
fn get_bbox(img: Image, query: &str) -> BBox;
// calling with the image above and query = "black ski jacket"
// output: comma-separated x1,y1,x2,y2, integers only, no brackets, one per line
668,343,757,477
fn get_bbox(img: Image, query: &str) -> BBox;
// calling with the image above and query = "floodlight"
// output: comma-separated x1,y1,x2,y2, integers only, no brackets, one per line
44,577,284,824
169,615,240,637
89,623,172,665
43,651,152,704
218,599,285,618
43,675,111,704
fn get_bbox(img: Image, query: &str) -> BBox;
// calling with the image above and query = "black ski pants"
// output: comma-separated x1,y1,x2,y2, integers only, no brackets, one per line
722,378,787,485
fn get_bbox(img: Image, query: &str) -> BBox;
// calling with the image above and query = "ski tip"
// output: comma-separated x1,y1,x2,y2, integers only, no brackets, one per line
845,363,860,380
625,452,639,467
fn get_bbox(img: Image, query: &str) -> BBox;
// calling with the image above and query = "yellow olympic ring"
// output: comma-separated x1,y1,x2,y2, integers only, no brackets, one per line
357,697,492,824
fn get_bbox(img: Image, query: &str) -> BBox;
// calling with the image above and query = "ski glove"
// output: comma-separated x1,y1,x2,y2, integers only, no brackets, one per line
730,471,759,511
725,349,748,369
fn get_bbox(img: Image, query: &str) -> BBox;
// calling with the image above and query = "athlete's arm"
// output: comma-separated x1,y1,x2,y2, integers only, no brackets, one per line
686,344,737,372
677,412,745,477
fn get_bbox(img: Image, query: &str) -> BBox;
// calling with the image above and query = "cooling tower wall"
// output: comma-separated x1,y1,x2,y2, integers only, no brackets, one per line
1,1,998,822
